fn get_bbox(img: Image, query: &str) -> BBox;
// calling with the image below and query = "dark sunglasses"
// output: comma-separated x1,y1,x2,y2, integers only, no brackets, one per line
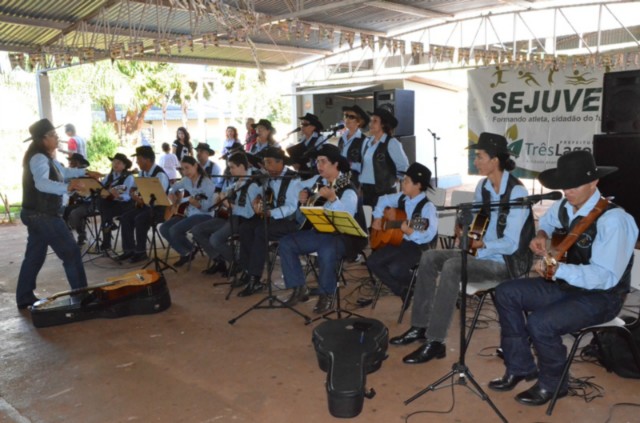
343,114,358,120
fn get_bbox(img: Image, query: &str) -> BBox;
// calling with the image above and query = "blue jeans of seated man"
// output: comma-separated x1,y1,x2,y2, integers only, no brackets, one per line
190,217,236,263
412,249,510,343
367,240,423,296
279,230,346,295
17,210,88,304
160,214,212,257
495,277,624,392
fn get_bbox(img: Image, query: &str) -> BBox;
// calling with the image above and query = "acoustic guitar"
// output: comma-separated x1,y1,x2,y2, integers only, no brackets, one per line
299,173,351,230
542,229,568,279
466,211,490,255
31,269,161,309
369,207,429,250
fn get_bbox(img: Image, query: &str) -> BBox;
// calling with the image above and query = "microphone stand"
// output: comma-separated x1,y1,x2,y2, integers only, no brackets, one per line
428,129,440,188
228,172,312,325
82,187,120,265
403,198,536,423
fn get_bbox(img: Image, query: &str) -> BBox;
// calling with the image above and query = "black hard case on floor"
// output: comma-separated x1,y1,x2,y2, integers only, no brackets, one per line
312,317,388,418
30,277,171,328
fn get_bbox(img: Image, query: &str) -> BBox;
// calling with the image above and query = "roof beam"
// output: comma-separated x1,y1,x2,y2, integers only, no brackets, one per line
365,1,453,19
0,14,69,31
264,0,370,21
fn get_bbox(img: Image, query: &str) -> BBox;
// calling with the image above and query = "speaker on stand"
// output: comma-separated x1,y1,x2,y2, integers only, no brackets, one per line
601,70,640,134
374,89,416,163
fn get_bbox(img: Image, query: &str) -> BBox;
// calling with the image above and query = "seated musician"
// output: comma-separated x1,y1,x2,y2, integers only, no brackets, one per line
116,146,169,264
279,144,367,314
63,153,92,245
339,105,369,186
489,150,638,406
191,151,256,275
98,153,135,250
159,156,215,267
236,147,300,297
367,162,438,310
359,108,409,207
287,113,324,174
390,133,534,365
195,142,223,192
249,119,279,158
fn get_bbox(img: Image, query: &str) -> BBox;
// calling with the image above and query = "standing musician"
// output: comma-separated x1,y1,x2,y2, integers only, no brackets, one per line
249,119,279,159
244,118,258,152
390,133,534,365
489,150,637,406
368,162,438,310
172,126,193,162
17,119,101,309
236,147,300,297
339,105,369,186
159,156,215,268
116,146,169,264
222,126,243,156
279,144,367,314
359,108,409,207
195,142,223,192
286,113,324,174
63,153,92,245
191,152,257,275
97,153,135,251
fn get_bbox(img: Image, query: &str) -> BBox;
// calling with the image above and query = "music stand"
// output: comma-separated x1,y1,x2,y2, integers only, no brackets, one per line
70,178,114,262
228,173,312,325
300,207,368,324
134,177,176,274
404,202,508,423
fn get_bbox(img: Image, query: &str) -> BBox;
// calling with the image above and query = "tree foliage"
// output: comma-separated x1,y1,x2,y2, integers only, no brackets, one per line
87,121,119,172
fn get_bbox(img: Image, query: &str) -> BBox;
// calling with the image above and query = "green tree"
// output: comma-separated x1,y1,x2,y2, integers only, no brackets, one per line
87,121,119,173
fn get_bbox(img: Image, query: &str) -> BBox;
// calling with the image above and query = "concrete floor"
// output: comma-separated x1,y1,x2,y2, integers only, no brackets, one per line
1,221,639,423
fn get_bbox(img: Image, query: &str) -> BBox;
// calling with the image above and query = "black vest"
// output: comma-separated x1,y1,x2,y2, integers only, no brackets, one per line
262,169,297,209
104,170,131,188
229,180,252,207
480,174,536,278
363,137,397,195
22,155,64,216
340,134,365,168
558,200,633,294
398,194,436,249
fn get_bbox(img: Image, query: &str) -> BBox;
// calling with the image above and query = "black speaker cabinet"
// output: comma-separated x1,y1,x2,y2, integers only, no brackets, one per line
593,133,640,233
601,70,640,134
373,89,415,137
397,135,416,165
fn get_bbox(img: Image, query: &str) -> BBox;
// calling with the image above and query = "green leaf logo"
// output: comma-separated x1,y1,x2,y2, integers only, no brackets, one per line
508,139,523,158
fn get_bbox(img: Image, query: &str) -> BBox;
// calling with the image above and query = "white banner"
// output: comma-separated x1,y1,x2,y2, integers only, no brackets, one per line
468,66,610,178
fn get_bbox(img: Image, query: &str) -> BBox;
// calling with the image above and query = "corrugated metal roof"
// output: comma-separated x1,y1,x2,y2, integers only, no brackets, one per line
0,0,636,70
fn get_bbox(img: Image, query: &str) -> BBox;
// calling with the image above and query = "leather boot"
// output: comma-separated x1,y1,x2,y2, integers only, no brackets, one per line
284,285,310,306
237,276,264,297
389,326,427,345
402,341,446,364
313,294,334,314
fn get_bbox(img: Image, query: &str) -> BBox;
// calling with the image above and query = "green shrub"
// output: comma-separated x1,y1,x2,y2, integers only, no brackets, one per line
87,121,119,172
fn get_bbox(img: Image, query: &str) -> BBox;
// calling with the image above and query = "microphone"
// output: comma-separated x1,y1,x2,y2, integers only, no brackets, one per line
286,127,302,136
329,124,345,132
518,191,563,204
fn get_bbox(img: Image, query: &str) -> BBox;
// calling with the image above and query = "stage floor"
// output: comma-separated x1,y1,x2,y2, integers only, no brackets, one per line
1,208,638,423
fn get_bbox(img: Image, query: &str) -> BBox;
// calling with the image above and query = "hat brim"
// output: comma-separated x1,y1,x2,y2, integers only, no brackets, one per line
466,142,514,156
398,170,433,189
109,156,133,169
538,166,618,189
22,123,64,143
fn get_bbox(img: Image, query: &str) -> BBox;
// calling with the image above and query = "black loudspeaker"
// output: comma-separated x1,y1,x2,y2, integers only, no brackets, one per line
398,135,416,165
593,133,640,233
374,89,415,137
601,70,640,134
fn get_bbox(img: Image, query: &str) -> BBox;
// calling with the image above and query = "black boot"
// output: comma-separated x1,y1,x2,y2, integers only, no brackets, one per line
313,294,334,314
283,285,310,306
231,271,250,288
202,258,228,275
237,276,264,297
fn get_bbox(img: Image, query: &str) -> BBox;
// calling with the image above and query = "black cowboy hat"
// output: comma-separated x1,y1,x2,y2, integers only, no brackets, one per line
131,146,155,160
298,113,324,132
261,146,297,166
109,152,133,169
195,142,215,155
538,150,617,190
342,105,370,127
68,153,90,168
251,119,276,133
400,162,432,191
312,144,351,173
467,132,512,156
368,108,399,129
22,118,58,143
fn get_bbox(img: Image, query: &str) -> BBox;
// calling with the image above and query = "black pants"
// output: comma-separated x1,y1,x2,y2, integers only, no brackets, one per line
367,240,423,296
361,183,395,208
119,206,165,253
238,216,298,277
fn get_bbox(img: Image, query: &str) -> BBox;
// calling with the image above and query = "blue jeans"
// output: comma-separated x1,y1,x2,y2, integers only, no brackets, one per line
160,214,212,257
278,231,346,295
17,210,88,304
495,277,624,391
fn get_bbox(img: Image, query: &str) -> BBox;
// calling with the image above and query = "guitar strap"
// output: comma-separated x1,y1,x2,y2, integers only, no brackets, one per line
551,196,610,262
